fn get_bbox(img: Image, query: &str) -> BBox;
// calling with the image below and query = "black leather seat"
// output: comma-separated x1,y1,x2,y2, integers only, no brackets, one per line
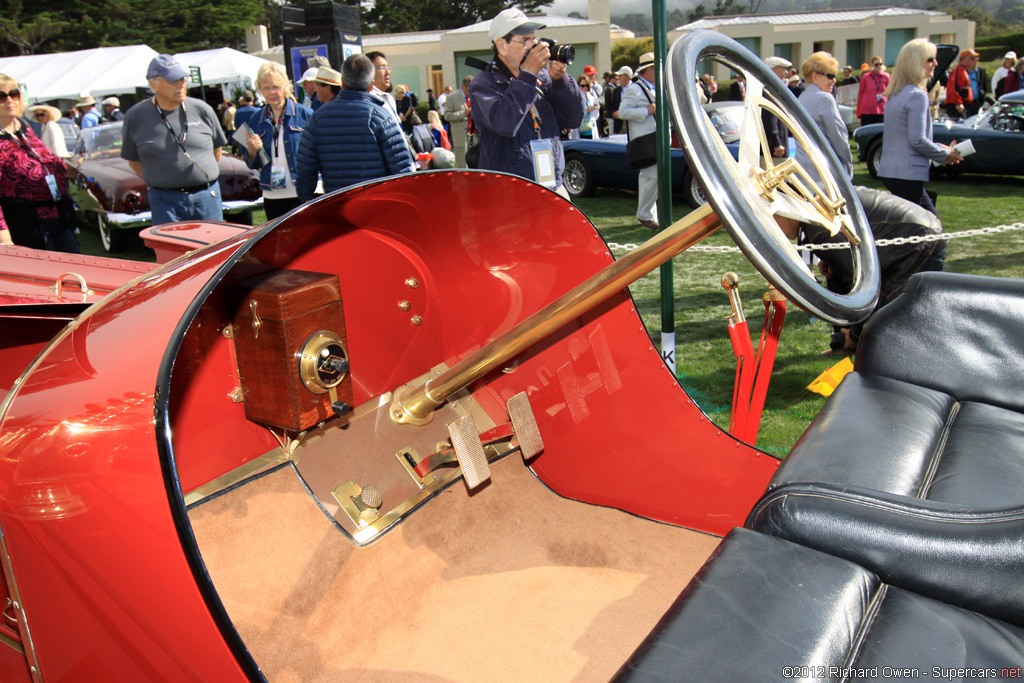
747,272,1024,624
613,528,1024,682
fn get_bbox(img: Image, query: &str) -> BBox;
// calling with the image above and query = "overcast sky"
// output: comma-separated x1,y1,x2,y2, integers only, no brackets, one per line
548,0,692,16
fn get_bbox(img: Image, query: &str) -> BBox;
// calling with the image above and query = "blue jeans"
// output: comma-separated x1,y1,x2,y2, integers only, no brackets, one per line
149,184,223,226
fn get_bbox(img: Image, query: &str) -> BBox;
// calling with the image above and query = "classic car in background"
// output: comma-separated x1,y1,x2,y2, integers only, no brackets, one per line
65,122,263,252
563,101,800,207
855,90,1024,178
56,119,79,156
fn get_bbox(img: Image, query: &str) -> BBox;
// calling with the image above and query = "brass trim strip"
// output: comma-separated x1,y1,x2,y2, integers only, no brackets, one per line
390,204,721,424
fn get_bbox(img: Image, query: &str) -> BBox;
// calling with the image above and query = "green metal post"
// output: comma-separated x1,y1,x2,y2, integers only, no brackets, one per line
652,0,676,373
189,67,206,103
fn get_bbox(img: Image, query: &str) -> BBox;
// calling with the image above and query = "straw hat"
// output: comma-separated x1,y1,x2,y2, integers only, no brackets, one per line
75,95,97,108
28,104,62,123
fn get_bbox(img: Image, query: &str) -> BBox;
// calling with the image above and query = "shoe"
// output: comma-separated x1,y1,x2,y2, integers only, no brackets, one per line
638,219,660,230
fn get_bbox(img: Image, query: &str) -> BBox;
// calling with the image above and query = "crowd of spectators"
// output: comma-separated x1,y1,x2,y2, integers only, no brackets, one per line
1,26,1020,259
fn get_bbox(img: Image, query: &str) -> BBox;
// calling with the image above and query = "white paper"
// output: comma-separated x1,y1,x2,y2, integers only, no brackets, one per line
954,139,975,157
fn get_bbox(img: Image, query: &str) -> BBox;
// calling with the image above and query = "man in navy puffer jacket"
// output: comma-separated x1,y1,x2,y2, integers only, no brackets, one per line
296,54,414,200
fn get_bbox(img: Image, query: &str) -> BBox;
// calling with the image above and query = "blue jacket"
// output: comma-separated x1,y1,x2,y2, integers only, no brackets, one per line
469,63,584,187
246,100,314,192
877,86,950,182
295,90,414,200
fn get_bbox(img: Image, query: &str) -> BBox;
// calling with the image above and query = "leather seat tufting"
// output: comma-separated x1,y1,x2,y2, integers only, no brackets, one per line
746,272,1024,626
613,529,1024,682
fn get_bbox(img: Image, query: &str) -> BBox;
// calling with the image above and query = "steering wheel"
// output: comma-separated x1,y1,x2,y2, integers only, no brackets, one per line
667,31,880,325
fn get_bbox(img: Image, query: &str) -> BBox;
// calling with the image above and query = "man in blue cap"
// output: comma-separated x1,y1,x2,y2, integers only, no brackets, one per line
121,53,228,225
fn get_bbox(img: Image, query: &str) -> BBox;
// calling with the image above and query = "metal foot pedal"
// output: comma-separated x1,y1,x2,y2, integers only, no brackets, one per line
333,481,383,529
447,415,491,489
507,391,543,460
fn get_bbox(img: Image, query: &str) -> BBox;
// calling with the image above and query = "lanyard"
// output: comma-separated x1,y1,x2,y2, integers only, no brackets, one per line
268,107,283,162
530,105,542,139
154,98,189,153
1,124,47,166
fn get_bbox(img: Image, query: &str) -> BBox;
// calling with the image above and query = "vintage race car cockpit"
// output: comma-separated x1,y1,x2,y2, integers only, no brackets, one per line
1,32,1021,682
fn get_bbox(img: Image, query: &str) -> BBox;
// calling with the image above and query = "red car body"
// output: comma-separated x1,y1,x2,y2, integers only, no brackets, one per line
0,171,780,681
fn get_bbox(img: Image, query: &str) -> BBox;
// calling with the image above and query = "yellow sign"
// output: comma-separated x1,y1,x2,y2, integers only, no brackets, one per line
807,357,854,397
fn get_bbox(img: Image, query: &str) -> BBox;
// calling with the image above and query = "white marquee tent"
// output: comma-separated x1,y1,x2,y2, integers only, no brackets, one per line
0,45,269,104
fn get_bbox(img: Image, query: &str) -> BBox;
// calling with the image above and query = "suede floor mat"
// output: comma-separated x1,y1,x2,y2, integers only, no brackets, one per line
188,454,719,682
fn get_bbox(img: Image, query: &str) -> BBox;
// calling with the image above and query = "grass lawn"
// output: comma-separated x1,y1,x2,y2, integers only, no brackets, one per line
75,160,1024,457
574,161,1024,456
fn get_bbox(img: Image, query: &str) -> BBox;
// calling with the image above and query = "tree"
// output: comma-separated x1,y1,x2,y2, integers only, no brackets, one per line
363,0,553,35
613,13,653,36
668,8,688,29
1,0,277,56
688,5,708,22
611,37,654,72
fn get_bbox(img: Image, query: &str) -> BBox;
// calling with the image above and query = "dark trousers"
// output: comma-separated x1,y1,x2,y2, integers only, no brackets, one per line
860,114,884,126
880,176,937,216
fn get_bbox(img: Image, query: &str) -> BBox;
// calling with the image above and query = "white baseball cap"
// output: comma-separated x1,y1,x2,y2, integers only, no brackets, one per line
616,65,633,77
488,8,545,43
297,67,319,84
1005,51,1018,61
765,56,792,70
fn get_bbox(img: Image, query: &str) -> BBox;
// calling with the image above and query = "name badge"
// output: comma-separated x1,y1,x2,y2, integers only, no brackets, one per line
271,166,288,189
529,139,557,189
44,174,60,201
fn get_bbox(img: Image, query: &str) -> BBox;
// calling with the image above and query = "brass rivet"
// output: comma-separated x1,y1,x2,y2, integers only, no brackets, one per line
229,388,244,403
221,326,234,338
411,315,423,326
398,300,411,311
405,277,419,289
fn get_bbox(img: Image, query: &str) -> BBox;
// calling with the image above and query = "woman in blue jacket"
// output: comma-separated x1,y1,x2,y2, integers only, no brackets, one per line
877,39,962,215
245,62,313,220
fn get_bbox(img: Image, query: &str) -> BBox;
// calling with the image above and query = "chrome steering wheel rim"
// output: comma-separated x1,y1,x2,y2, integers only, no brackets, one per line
668,31,880,325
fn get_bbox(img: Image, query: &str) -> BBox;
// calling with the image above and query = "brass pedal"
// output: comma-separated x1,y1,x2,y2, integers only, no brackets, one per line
507,391,543,460
447,415,491,489
332,481,383,529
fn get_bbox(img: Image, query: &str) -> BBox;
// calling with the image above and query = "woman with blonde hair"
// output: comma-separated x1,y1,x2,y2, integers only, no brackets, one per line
245,61,314,219
793,51,852,186
0,73,80,251
426,109,450,150
876,39,961,214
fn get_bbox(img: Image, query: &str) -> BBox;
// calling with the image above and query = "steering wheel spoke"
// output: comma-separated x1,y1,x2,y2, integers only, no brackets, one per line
667,31,879,325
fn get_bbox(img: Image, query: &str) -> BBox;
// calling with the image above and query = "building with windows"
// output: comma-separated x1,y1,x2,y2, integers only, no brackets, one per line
251,0,627,102
672,7,973,78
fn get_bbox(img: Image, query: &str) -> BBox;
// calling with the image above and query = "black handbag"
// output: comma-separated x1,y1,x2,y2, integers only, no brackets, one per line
626,132,657,169
625,82,657,169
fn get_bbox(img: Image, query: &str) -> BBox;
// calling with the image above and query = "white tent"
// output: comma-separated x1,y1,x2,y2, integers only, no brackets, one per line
0,45,271,105
173,47,270,94
0,45,158,103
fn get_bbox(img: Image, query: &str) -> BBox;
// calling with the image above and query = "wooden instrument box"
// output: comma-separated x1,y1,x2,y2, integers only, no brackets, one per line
229,268,353,432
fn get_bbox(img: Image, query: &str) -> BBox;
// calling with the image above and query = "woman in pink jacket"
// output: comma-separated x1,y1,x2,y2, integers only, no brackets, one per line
857,56,890,125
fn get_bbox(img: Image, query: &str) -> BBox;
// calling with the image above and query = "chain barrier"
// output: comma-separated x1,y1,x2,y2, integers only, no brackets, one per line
606,221,1024,254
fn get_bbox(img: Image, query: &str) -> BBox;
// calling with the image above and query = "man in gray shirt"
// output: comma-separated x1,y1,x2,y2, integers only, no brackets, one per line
121,54,228,225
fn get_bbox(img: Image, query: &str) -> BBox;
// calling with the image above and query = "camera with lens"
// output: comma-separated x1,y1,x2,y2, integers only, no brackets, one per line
540,38,575,65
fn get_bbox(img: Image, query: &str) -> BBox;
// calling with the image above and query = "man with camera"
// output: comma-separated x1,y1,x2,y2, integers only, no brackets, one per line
470,8,583,198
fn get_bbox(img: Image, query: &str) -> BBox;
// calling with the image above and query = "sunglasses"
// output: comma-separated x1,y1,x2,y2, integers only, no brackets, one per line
926,56,938,63
0,89,22,103
580,84,590,88
34,111,47,118
819,72,837,80
872,63,883,67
